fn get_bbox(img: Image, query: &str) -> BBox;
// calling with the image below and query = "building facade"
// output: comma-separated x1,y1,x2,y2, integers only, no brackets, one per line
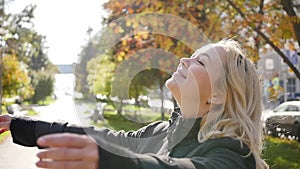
258,50,300,104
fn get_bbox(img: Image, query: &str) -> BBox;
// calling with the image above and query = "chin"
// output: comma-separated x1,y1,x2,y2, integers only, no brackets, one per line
165,77,181,103
165,77,177,90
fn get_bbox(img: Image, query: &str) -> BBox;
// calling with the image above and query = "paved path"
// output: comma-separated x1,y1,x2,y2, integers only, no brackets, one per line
0,95,93,169
0,137,40,169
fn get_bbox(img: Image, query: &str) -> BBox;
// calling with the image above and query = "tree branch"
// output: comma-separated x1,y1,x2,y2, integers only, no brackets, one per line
226,0,300,80
254,0,265,62
281,0,300,49
208,4,229,38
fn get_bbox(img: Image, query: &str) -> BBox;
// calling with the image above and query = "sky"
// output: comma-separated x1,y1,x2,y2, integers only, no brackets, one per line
7,0,108,65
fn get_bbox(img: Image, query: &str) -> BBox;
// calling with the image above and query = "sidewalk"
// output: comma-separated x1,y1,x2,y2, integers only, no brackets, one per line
0,137,40,169
0,96,92,168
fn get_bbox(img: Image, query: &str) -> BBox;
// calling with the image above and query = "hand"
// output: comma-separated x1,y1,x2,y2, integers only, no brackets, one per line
36,133,99,169
0,114,13,130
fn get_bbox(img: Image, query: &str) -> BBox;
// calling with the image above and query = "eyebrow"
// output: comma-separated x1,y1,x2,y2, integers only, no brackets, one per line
197,53,211,63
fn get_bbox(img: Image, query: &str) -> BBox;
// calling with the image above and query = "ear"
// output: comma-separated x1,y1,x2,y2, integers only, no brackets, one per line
211,94,225,104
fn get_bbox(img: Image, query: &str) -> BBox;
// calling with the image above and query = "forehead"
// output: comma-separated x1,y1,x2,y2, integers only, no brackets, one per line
192,44,226,62
194,44,226,81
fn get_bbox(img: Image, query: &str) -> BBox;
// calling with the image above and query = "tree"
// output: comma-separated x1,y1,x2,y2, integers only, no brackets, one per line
87,54,116,96
2,53,33,99
215,0,300,79
100,0,217,115
1,1,56,107
281,0,300,49
75,38,97,96
30,70,54,104
82,0,300,116
8,7,53,73
103,0,300,77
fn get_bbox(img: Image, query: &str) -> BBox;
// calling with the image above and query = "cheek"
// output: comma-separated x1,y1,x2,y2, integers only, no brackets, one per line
194,71,212,98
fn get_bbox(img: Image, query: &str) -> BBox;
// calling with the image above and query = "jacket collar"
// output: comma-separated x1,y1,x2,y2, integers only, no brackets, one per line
168,108,202,146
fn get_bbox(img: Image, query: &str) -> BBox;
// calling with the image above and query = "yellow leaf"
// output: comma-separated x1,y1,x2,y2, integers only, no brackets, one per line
117,54,123,62
141,33,148,39
120,51,126,57
132,22,139,29
197,4,204,10
126,19,131,27
122,39,127,46
119,27,125,33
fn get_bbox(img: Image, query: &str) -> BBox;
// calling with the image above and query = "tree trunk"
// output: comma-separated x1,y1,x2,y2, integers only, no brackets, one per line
159,81,165,121
117,100,123,115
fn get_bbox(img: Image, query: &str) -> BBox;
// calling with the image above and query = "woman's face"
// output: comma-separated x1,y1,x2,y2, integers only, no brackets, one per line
166,44,225,118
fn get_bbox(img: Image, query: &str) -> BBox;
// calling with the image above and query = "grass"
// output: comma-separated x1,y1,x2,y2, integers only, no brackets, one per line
92,111,166,131
25,109,38,116
0,131,11,143
1,105,7,114
37,96,55,105
263,136,300,169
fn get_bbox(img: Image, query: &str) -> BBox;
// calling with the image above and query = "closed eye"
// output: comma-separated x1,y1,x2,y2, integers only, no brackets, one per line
197,59,205,67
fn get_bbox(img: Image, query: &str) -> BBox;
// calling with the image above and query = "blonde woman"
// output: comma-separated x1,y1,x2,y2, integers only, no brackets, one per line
0,39,268,169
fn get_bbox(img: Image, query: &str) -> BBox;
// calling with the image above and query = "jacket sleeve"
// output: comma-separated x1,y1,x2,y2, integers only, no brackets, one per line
10,116,86,147
10,116,168,152
97,141,253,169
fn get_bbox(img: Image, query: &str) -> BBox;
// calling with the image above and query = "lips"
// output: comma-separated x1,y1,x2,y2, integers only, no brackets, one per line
176,70,187,79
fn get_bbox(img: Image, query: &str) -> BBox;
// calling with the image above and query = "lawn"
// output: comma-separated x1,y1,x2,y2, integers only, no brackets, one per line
263,136,300,169
92,111,169,131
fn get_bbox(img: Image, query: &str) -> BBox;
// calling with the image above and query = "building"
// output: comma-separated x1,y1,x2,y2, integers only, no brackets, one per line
258,49,300,103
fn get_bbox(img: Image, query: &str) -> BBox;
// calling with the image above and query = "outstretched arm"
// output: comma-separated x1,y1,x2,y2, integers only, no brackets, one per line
1,115,169,153
35,133,254,169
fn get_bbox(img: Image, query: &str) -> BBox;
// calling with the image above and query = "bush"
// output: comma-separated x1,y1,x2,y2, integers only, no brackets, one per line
30,71,54,104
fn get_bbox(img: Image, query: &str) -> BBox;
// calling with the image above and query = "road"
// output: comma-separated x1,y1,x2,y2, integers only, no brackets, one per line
0,95,93,169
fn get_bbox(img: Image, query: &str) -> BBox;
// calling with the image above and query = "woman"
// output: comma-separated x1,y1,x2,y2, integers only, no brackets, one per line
0,39,269,169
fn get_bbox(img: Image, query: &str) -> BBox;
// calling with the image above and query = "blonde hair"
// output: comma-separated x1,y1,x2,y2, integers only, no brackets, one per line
198,39,269,169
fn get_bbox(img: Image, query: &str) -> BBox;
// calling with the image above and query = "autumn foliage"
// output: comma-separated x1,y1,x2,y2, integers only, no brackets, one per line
2,54,33,99
79,0,300,102
102,0,299,67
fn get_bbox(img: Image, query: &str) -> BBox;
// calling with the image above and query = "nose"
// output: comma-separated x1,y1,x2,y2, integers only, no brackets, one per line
180,57,192,67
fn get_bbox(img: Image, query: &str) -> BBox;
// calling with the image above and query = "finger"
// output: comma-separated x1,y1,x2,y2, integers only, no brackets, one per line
37,148,82,161
2,114,12,120
0,121,10,130
37,133,92,148
36,160,87,169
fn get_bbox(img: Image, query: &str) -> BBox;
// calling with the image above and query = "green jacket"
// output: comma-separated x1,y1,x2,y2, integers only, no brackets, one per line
11,108,255,169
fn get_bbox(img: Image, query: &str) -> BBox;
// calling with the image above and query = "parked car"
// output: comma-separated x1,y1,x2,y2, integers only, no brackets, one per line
263,101,300,141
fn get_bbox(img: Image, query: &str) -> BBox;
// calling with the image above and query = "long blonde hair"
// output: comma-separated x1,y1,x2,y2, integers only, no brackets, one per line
198,39,268,169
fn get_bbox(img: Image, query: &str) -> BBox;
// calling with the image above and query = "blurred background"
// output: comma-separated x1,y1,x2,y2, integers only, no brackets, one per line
0,0,300,168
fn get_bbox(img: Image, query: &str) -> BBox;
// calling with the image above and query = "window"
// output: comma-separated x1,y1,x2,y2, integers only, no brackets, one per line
287,78,296,93
274,104,288,112
287,105,299,111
